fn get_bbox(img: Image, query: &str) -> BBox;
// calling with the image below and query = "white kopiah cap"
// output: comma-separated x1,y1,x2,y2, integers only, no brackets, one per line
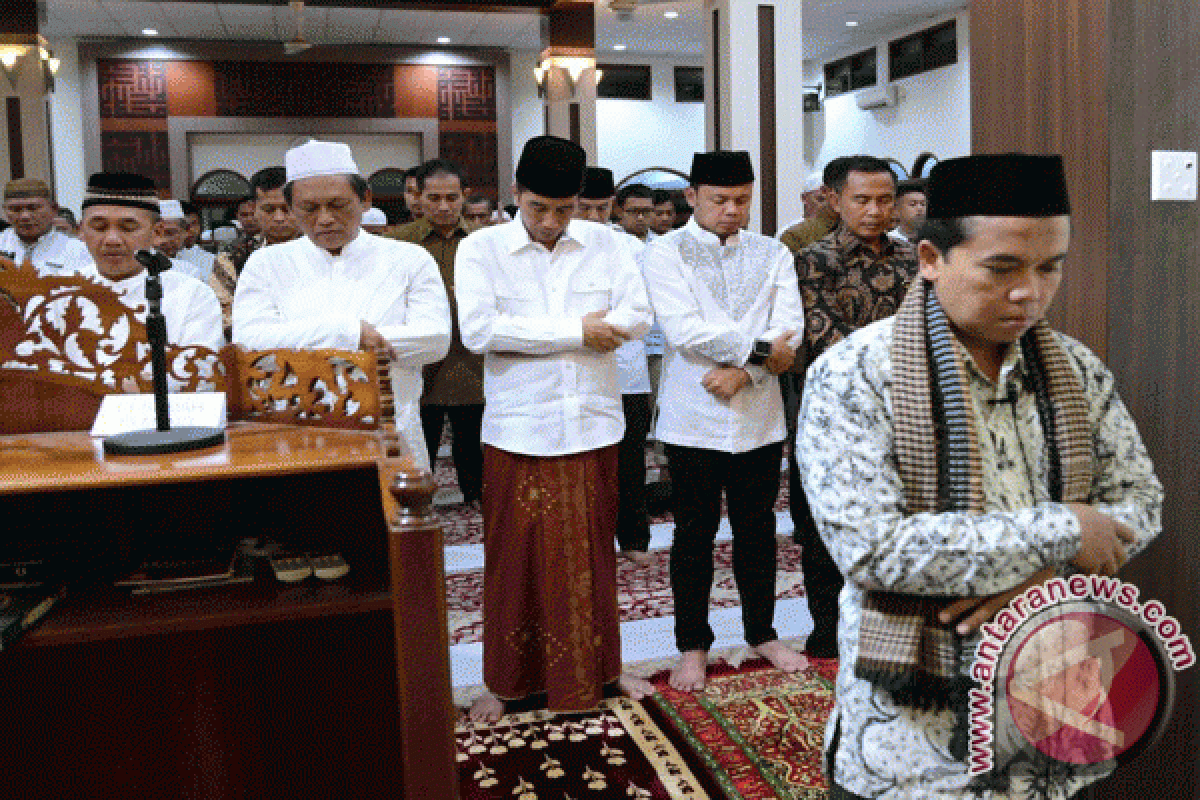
285,139,360,183
362,207,387,226
158,199,185,219
802,171,824,192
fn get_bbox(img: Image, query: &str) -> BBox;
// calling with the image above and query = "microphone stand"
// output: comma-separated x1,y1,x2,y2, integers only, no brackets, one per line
103,250,226,456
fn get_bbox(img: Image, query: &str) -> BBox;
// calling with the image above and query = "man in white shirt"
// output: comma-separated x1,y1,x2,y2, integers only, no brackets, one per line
154,199,214,285
1,178,92,276
456,136,656,723
642,150,808,692
176,201,216,279
575,167,653,565
232,140,451,471
77,172,223,354
889,178,928,243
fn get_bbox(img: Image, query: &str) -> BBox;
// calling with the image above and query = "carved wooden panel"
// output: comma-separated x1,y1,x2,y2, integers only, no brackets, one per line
212,61,396,118
437,66,496,121
100,131,171,190
438,131,498,195
0,259,223,394
224,347,381,430
98,60,168,119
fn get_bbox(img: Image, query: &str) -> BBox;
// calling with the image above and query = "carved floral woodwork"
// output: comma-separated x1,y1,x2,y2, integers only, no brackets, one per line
0,259,223,393
224,348,382,430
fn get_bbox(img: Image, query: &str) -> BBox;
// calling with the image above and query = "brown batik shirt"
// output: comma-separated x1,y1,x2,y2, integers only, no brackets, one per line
794,225,918,373
389,217,484,406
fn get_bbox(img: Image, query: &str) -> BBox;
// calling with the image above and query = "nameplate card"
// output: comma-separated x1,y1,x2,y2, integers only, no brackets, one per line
90,393,227,438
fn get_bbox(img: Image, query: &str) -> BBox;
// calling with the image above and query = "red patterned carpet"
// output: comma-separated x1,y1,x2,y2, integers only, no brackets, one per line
456,697,713,799
447,538,807,646
648,658,840,800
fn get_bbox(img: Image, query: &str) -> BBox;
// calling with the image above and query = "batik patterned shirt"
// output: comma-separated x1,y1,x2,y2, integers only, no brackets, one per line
795,225,917,372
798,317,1163,799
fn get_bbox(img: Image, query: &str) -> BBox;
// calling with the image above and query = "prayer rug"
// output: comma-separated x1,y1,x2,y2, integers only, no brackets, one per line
456,696,712,799
447,539,807,645
647,658,840,800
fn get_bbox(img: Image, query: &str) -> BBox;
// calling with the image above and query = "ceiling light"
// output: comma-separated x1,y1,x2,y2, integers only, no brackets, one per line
664,11,679,19
845,20,859,27
437,37,451,44
613,44,626,51
142,28,159,36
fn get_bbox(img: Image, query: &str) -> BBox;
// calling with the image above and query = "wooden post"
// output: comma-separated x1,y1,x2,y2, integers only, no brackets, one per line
381,461,458,799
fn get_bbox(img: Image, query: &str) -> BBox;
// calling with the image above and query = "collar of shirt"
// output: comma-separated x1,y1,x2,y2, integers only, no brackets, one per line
503,213,585,256
302,229,371,264
683,216,742,249
954,335,1028,400
413,216,469,244
834,223,899,257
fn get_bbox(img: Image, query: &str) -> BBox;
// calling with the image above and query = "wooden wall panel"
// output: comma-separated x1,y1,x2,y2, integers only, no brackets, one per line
166,61,217,117
973,1,1200,796
1094,0,1200,796
971,0,1109,359
394,65,439,118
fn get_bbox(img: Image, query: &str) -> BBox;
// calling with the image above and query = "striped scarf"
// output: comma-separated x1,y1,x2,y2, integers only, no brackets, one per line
855,276,1093,750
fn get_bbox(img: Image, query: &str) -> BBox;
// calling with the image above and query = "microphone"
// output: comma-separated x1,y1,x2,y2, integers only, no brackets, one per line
134,248,172,276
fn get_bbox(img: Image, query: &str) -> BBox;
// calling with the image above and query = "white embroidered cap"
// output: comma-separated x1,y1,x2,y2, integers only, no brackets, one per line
802,171,824,192
158,199,185,219
362,207,387,226
285,139,360,183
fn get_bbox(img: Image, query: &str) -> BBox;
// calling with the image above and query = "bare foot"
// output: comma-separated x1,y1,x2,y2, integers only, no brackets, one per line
755,639,810,673
620,549,652,566
468,692,504,725
617,672,657,700
669,650,709,692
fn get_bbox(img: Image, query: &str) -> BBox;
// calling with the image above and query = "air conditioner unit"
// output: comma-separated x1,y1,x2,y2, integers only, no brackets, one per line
855,84,899,110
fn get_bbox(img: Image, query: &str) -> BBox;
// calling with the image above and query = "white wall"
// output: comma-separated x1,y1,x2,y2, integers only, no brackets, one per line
47,39,87,216
809,10,970,175
596,53,705,184
508,48,543,196
188,132,422,182
508,50,705,185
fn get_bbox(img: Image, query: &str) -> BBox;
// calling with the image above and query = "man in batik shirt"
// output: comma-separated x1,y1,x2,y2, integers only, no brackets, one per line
798,154,1162,799
791,154,918,660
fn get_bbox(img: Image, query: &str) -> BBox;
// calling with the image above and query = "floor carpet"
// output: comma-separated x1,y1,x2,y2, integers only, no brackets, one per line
647,658,840,800
447,538,808,646
456,697,715,799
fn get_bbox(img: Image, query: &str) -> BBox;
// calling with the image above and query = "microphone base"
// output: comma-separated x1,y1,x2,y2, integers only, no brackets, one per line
103,427,226,456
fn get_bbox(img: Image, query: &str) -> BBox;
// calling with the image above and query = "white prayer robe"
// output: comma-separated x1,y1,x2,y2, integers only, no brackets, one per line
232,230,452,471
77,263,224,353
0,227,92,276
176,245,217,282
642,218,804,454
455,216,653,457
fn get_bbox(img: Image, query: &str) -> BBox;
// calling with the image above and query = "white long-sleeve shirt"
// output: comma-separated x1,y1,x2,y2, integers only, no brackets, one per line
642,218,804,453
175,246,217,283
0,227,92,276
77,263,224,354
232,231,452,470
455,215,653,457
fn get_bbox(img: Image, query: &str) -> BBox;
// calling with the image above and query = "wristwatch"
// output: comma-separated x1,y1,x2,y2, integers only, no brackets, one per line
745,339,773,366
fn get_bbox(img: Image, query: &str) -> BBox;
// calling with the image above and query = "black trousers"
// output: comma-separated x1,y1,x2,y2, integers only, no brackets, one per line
421,403,485,505
617,393,653,552
666,441,782,652
781,373,843,657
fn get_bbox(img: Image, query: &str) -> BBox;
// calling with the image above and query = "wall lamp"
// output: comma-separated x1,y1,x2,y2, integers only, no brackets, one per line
0,35,55,92
533,47,601,97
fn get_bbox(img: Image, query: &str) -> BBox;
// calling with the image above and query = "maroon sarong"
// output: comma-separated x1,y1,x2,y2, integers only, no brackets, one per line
481,444,622,711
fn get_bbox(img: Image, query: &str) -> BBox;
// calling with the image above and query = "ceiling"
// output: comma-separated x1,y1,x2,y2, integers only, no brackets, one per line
39,0,965,61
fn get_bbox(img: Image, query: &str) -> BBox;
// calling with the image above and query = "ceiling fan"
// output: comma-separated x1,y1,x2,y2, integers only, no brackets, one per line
284,0,314,55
